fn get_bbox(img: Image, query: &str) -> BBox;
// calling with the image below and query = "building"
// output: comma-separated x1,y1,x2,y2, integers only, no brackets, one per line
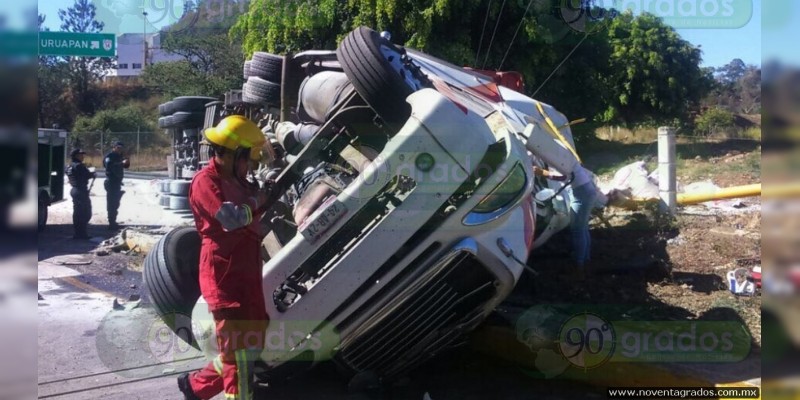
106,33,182,79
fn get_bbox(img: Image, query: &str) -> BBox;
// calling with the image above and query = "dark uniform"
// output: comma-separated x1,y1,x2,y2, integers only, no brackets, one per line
66,149,94,239
103,141,128,229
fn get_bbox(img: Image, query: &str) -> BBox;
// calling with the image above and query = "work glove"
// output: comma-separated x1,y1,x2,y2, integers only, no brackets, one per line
215,201,254,231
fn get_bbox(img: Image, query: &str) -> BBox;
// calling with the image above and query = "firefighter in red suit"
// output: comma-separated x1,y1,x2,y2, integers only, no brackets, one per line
178,115,282,400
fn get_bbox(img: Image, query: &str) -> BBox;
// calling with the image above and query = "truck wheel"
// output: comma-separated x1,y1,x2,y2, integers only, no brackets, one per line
171,96,218,113
171,112,205,128
161,115,176,129
143,226,201,349
169,180,191,196
250,52,284,83
337,26,429,126
162,101,175,115
244,77,281,106
244,60,252,79
169,195,190,210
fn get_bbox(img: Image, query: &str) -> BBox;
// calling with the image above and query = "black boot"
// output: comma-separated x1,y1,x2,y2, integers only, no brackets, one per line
177,373,201,400
72,224,90,239
108,214,119,230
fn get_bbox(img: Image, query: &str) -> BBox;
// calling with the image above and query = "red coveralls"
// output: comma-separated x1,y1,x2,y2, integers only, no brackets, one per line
187,158,268,400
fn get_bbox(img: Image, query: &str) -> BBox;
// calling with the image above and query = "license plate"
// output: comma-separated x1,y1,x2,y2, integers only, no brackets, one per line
299,196,347,244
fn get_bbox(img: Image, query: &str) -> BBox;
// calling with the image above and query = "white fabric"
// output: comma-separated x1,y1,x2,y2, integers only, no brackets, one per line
607,161,660,199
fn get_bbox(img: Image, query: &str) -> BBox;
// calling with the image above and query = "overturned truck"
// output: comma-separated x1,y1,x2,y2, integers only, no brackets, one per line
144,27,582,383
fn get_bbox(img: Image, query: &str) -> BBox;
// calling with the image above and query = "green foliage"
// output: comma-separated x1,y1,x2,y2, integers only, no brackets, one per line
600,12,712,126
144,6,245,98
705,59,761,114
695,107,735,136
140,59,235,98
38,60,75,129
230,2,711,132
72,104,155,148
740,127,761,140
56,0,113,115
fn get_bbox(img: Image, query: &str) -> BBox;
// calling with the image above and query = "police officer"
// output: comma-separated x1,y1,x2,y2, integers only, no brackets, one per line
66,148,95,239
103,141,130,230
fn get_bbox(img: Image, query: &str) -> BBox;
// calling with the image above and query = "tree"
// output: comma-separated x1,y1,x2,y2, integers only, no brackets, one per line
716,58,747,86
599,12,712,126
737,67,761,114
140,0,245,97
230,2,710,130
72,104,156,150
703,59,761,114
140,60,215,98
695,107,734,136
57,0,112,115
38,14,76,129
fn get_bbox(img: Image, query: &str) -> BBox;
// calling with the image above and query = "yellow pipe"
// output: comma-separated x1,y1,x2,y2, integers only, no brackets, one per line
763,182,800,199
677,183,761,205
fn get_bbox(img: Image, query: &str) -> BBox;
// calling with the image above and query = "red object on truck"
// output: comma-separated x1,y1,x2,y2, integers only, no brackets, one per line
464,67,526,94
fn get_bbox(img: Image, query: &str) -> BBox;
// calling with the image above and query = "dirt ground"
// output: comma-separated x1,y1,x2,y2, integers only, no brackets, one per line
518,140,762,348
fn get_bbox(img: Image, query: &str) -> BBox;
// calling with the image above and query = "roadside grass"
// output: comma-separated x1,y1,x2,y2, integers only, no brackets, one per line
677,148,761,183
83,148,170,172
579,130,761,181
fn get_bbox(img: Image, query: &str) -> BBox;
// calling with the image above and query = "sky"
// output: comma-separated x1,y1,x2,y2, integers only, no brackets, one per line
676,0,762,67
32,0,768,68
761,0,800,66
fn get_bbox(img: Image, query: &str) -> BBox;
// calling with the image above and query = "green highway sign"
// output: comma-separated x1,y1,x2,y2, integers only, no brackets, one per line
38,31,116,57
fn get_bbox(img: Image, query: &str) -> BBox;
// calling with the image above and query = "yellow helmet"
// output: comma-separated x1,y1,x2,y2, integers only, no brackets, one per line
203,115,266,161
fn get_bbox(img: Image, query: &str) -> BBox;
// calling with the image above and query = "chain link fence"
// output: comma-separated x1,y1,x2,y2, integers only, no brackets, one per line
69,131,172,172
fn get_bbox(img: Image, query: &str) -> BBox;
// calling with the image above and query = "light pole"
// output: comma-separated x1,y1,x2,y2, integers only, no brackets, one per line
142,10,148,68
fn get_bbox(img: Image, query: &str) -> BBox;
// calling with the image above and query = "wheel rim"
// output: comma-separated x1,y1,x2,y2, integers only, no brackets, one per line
379,44,425,92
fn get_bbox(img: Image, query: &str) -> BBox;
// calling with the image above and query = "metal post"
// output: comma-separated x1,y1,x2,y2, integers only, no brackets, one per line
142,11,148,68
137,127,140,159
658,126,677,214
100,131,104,161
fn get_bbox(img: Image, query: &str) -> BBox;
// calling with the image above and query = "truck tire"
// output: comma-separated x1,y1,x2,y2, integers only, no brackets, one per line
250,52,283,83
337,26,428,126
244,77,281,106
171,96,218,113
162,101,175,115
169,195,190,210
161,115,175,129
143,226,201,348
244,60,252,79
169,180,191,196
171,111,205,128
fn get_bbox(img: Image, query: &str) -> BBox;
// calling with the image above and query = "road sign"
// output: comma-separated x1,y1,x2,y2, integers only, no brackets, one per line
38,32,116,57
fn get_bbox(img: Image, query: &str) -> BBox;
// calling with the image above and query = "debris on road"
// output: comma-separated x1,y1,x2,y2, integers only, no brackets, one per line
122,229,162,254
112,298,142,311
727,268,757,296
57,260,93,266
